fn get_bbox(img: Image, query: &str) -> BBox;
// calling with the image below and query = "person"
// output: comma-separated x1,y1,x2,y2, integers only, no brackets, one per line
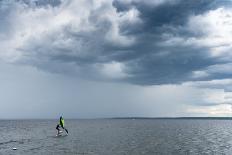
59,116,69,134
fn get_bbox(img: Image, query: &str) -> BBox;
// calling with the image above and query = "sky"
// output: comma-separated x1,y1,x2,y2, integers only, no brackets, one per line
1,0,232,118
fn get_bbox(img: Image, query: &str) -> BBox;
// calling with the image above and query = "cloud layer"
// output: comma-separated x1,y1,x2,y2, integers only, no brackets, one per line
1,0,232,86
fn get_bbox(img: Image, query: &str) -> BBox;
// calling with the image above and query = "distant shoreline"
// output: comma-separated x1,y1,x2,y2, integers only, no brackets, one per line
110,117,232,120
1,117,232,120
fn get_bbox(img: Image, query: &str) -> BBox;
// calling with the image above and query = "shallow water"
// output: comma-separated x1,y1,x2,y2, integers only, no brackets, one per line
1,119,232,155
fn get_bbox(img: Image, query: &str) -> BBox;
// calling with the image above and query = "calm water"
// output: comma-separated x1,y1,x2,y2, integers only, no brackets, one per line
1,119,232,155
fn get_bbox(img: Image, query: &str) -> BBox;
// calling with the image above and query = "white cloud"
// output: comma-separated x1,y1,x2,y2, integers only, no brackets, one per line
184,79,232,87
161,7,232,53
115,0,179,6
187,104,232,116
202,89,232,105
98,61,128,79
191,71,209,79
187,8,232,56
183,79,232,113
184,79,232,92
190,63,232,80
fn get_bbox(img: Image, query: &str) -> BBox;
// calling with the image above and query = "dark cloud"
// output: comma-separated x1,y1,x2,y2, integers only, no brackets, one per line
111,0,232,85
1,0,232,85
19,0,61,7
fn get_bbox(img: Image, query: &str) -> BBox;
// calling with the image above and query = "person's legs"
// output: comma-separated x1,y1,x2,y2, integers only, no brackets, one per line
56,124,60,135
61,126,68,134
64,127,68,134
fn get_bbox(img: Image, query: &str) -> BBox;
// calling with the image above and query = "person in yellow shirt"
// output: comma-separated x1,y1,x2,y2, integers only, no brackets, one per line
56,116,68,135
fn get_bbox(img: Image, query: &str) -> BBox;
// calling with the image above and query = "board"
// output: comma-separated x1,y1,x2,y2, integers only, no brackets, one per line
59,130,63,134
56,133,68,137
56,130,63,136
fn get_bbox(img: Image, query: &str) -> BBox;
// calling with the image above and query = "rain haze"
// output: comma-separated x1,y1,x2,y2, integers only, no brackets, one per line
1,0,232,118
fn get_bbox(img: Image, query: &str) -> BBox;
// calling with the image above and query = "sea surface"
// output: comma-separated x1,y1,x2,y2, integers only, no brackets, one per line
1,119,232,155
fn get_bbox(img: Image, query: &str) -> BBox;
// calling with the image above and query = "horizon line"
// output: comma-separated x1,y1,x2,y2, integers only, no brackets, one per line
1,116,232,120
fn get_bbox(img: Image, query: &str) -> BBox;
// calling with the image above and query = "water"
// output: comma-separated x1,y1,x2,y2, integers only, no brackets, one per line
1,119,232,155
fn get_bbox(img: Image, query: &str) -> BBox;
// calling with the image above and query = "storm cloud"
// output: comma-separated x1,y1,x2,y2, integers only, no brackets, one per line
0,0,232,85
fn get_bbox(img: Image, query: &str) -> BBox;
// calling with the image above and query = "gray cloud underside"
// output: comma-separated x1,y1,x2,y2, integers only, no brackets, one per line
1,0,232,85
